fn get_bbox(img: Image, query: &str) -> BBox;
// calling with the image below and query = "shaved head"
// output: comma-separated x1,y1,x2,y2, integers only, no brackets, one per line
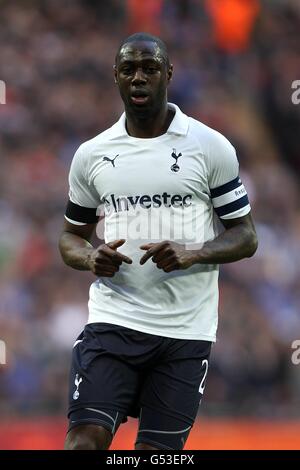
113,32,173,123
115,32,170,67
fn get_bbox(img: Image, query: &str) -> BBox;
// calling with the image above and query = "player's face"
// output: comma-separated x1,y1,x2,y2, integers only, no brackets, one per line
114,41,173,117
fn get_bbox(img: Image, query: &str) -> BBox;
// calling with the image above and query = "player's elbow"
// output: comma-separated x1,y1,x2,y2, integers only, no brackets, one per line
245,230,258,257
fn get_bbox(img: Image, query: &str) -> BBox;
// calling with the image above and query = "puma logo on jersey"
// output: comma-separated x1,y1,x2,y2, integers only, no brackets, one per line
171,149,182,172
103,154,119,167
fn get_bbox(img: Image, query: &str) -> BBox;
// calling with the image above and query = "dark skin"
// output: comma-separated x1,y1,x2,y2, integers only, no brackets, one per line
114,41,174,138
140,215,258,271
59,221,132,277
59,39,258,450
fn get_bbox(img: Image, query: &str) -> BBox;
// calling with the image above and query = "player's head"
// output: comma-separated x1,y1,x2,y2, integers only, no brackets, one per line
114,32,173,117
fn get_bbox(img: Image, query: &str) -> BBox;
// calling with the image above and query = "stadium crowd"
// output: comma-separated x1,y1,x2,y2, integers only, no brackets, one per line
0,0,300,419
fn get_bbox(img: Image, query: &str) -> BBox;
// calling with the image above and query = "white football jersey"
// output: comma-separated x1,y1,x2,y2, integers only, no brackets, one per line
65,103,250,341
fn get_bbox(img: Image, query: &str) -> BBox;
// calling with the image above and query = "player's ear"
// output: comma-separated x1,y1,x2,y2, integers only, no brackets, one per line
113,65,118,85
167,64,173,84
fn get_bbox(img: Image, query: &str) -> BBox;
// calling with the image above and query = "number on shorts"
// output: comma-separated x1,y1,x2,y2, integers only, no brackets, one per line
198,359,209,395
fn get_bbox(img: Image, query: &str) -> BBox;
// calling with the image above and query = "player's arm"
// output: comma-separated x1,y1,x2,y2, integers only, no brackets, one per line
139,212,257,270
59,220,97,271
191,212,258,264
59,220,132,276
193,134,258,264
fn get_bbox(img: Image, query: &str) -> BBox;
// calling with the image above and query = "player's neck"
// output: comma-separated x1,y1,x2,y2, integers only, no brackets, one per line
125,103,175,139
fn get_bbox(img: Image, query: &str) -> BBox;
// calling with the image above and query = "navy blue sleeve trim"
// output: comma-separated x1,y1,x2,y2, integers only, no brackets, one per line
65,199,99,223
214,195,249,217
210,176,240,198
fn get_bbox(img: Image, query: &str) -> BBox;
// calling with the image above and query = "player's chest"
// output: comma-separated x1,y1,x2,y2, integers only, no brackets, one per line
90,140,209,198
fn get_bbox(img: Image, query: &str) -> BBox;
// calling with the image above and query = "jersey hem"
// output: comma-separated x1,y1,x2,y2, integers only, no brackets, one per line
86,318,217,342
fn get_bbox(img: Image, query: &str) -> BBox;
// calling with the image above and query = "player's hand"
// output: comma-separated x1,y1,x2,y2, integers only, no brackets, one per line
139,241,196,273
87,239,132,277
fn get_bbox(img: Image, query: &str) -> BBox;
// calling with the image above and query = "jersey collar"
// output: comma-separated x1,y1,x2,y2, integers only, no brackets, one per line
109,103,189,140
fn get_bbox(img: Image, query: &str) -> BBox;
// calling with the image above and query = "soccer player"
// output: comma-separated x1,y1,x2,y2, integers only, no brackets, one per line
59,32,257,450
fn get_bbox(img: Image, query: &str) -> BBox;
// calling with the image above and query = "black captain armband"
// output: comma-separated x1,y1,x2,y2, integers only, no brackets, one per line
65,199,99,224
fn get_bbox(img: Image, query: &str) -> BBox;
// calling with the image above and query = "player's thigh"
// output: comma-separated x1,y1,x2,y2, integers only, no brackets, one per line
65,423,112,450
67,406,124,448
137,340,212,450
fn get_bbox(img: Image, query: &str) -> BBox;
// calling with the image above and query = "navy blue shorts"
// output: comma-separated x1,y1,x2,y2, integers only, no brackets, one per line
67,323,212,450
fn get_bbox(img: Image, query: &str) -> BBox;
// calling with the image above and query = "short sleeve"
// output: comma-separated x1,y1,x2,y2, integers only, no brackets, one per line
208,133,251,220
64,145,100,225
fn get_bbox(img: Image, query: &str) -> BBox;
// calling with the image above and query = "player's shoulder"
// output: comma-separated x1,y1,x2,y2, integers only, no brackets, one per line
77,122,119,157
72,121,121,169
187,116,234,155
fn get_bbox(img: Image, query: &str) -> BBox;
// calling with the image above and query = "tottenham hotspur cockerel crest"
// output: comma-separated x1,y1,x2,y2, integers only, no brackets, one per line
73,374,83,400
170,148,182,172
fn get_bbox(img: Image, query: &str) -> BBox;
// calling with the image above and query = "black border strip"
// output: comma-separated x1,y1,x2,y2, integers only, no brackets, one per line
214,195,249,217
65,199,99,224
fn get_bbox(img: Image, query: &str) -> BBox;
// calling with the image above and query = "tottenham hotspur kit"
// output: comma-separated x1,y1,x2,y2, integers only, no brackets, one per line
65,103,250,342
65,103,251,448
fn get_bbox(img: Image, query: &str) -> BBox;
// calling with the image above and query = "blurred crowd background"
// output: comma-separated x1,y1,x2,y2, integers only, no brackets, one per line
0,0,300,435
